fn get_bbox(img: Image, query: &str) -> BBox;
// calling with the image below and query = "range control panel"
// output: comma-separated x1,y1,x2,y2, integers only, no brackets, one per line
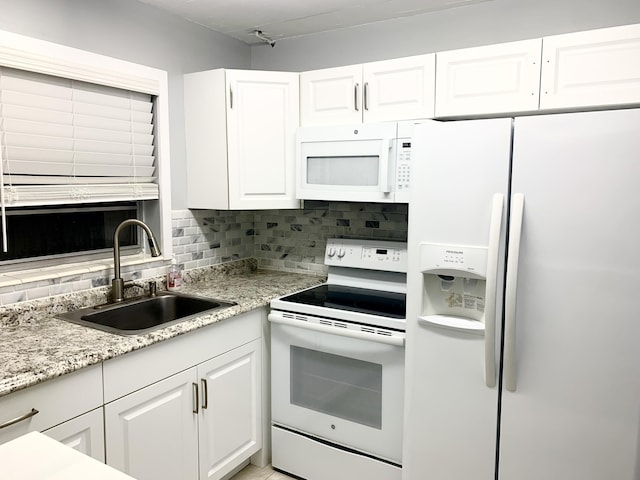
325,238,408,273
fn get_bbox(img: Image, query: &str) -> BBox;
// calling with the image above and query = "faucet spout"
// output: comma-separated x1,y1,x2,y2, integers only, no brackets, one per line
112,219,162,302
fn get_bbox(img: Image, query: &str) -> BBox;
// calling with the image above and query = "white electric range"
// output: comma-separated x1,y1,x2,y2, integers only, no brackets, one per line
269,238,407,480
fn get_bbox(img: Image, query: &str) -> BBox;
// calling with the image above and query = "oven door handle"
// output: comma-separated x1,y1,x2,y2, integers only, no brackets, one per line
268,313,405,347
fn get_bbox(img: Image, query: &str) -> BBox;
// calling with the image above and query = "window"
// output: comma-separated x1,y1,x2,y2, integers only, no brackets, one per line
0,203,138,265
0,28,172,269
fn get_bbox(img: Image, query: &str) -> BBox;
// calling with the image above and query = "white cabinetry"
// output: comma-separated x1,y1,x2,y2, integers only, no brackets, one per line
540,23,640,110
103,310,264,480
300,55,435,125
105,369,199,480
184,69,300,210
198,339,262,480
43,408,105,462
0,363,103,461
435,39,542,117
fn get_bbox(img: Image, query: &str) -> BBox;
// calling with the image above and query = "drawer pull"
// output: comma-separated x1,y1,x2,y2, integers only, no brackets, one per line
0,408,39,429
192,383,199,414
201,378,208,410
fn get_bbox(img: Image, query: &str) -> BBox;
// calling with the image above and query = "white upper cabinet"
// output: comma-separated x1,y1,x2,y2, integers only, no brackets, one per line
300,55,435,125
300,64,363,125
540,24,640,110
435,39,542,117
184,69,300,210
363,55,436,123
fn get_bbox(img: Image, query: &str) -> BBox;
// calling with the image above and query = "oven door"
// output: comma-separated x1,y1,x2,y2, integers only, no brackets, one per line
269,310,405,463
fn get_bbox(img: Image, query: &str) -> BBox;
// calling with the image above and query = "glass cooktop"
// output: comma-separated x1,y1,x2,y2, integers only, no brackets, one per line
280,284,406,319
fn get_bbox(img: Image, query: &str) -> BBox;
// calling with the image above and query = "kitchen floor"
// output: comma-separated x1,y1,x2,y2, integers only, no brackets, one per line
231,464,297,480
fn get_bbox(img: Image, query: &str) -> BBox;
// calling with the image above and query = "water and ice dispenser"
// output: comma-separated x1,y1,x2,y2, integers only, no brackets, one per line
418,243,490,334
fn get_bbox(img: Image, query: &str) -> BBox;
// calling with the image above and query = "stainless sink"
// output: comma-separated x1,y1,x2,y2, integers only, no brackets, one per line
57,291,236,336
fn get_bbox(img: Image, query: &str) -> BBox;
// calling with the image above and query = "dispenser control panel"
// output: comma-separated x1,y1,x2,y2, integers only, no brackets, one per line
325,238,407,272
419,242,488,278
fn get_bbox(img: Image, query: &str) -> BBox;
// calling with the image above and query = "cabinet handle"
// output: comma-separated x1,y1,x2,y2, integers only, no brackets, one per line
229,87,233,109
354,83,360,112
0,408,39,429
364,82,369,111
192,382,199,414
201,378,208,410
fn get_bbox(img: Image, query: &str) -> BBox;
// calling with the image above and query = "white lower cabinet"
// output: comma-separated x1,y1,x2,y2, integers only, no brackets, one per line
103,310,265,480
105,369,199,480
198,340,262,480
43,407,105,462
0,363,103,449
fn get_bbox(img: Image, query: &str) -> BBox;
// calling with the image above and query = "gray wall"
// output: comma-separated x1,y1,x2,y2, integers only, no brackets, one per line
2,0,640,206
0,0,251,209
251,0,640,71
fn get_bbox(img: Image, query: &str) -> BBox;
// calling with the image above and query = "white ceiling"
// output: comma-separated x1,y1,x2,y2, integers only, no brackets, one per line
136,0,492,45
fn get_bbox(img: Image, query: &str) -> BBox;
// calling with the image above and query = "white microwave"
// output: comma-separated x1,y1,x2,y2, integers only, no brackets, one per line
296,121,414,203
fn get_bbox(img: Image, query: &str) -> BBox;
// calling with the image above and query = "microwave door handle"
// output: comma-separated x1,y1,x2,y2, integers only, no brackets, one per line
379,138,392,194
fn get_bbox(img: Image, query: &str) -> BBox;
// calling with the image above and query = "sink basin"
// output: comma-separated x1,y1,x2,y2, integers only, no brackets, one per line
58,292,236,336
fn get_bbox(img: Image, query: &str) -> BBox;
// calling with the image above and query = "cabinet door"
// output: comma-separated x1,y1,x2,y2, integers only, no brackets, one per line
540,24,640,110
198,339,262,480
105,369,199,480
363,54,435,122
226,70,300,210
300,65,363,125
435,39,542,117
43,407,105,462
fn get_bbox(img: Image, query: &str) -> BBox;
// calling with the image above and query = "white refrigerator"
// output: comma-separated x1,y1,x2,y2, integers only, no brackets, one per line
402,108,640,480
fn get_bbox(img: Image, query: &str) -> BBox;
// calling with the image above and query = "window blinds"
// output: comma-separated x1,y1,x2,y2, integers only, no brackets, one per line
0,66,158,208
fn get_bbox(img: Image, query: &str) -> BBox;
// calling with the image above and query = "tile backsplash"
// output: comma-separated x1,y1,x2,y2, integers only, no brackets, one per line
252,201,408,273
0,201,408,305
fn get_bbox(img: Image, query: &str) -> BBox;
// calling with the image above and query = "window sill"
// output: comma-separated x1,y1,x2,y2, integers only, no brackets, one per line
0,254,169,288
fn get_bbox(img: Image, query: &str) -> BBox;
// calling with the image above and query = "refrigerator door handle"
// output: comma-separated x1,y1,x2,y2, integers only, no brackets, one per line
504,193,525,392
484,193,504,388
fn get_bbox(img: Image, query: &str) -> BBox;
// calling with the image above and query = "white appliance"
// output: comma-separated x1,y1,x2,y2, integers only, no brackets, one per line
296,122,414,203
269,238,407,480
403,109,640,480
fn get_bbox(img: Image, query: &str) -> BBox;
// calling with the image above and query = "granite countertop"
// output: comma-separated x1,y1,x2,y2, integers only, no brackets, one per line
0,261,325,399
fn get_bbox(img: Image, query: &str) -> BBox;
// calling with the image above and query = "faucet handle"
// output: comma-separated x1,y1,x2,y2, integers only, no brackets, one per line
148,281,157,297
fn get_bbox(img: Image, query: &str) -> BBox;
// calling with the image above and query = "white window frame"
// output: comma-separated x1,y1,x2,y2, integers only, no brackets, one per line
0,29,172,269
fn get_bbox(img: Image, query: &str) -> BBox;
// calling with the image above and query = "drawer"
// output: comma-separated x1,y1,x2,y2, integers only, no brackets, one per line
0,364,103,445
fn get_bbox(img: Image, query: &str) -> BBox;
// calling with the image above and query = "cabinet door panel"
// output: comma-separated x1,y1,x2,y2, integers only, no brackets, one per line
540,24,640,110
198,339,262,480
435,39,542,117
226,70,299,209
363,54,435,122
105,369,199,480
43,407,105,462
300,65,363,125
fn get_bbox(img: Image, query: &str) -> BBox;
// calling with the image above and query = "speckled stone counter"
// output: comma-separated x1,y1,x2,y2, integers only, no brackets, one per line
0,260,324,399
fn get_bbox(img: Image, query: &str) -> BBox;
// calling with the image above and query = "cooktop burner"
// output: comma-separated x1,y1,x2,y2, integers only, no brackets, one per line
279,284,406,319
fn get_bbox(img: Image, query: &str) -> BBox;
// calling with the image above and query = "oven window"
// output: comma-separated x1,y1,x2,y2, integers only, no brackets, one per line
307,156,379,186
290,346,382,429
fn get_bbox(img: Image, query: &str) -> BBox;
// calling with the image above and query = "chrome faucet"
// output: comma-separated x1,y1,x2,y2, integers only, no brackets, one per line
112,219,162,302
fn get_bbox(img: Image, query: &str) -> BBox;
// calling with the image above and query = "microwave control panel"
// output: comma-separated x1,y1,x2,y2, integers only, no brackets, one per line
396,140,412,193
325,238,408,272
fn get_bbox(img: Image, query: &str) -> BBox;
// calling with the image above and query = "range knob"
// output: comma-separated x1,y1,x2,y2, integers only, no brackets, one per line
327,247,336,257
337,248,346,258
